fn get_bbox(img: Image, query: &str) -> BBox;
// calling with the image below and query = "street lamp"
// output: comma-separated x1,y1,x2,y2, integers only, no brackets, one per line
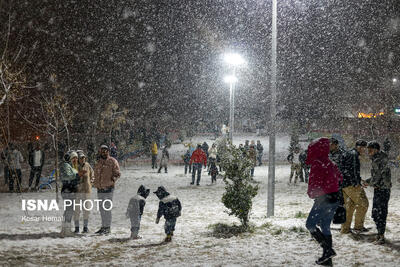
224,75,238,141
223,53,245,142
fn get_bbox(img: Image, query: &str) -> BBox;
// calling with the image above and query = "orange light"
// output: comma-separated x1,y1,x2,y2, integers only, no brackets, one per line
35,136,40,140
358,112,384,119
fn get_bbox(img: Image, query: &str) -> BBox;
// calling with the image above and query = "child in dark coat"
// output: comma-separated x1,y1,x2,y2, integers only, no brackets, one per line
209,159,219,184
154,186,182,242
126,185,150,239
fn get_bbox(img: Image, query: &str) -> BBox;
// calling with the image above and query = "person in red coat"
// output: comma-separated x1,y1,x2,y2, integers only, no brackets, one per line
305,138,343,266
189,144,207,185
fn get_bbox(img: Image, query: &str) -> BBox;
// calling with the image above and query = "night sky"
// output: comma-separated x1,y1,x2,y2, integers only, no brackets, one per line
1,0,400,138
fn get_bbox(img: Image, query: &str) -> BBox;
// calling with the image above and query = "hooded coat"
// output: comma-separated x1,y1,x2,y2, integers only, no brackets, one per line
126,185,150,225
154,187,182,220
306,138,343,199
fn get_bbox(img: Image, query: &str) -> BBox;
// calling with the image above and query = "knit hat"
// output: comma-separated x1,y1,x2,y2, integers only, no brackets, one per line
77,150,86,158
69,151,78,159
100,145,109,150
367,141,380,150
355,140,367,147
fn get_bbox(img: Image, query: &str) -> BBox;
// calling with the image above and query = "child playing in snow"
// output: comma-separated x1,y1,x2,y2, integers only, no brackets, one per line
209,159,219,184
126,185,150,239
154,186,182,242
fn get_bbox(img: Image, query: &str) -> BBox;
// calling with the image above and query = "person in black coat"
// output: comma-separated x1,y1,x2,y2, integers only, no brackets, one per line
28,143,45,191
154,186,182,242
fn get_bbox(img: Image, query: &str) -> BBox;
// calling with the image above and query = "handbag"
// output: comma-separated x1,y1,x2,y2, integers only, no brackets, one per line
333,205,346,224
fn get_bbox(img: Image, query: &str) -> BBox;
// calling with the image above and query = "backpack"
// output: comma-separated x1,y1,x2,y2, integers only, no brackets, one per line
165,199,181,218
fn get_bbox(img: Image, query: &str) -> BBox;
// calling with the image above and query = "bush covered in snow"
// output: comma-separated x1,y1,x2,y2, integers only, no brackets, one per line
220,141,259,228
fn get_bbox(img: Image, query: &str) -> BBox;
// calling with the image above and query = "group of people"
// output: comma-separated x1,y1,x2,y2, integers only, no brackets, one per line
60,145,120,237
1,142,45,192
305,137,392,266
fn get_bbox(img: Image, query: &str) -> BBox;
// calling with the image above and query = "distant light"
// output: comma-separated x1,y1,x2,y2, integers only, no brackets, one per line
224,75,238,84
393,78,398,84
35,136,40,140
224,53,245,66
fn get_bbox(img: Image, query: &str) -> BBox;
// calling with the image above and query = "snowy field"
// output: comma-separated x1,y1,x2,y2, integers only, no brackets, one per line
0,160,400,266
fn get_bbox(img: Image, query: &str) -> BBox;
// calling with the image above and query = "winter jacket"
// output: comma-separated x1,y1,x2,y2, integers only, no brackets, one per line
189,148,207,166
248,149,257,166
287,151,301,165
208,147,218,160
160,148,170,167
77,162,95,193
329,148,344,174
60,162,79,193
9,149,24,170
341,148,362,187
93,156,121,189
157,195,182,220
126,194,146,226
256,143,264,154
306,138,343,199
366,151,391,189
202,143,209,156
183,151,191,164
151,142,158,155
28,149,45,168
299,150,307,165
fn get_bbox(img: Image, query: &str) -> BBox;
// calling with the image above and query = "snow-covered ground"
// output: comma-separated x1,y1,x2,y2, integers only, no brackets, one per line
0,136,400,266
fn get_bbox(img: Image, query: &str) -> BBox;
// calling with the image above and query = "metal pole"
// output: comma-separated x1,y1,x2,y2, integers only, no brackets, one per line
267,0,277,217
229,82,234,141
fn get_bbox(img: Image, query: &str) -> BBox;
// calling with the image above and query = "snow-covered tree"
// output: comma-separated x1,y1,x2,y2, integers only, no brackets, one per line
220,141,259,228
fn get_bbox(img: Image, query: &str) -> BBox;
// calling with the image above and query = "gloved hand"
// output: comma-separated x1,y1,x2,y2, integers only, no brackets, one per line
155,217,160,224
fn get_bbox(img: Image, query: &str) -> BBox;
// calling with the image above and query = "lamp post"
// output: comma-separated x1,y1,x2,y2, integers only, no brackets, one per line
223,53,245,142
267,0,277,217
224,75,238,141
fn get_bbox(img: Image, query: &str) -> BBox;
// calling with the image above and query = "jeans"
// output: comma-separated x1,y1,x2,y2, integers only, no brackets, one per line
29,167,42,188
184,163,190,174
97,187,114,228
74,193,91,227
250,168,255,177
62,192,75,223
8,169,22,191
192,163,202,184
372,188,390,235
257,152,263,166
151,155,157,168
164,218,177,235
306,195,339,235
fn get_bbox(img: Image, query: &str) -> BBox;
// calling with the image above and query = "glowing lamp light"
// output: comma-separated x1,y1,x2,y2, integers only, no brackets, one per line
35,136,40,140
224,75,238,84
224,53,245,66
393,78,398,84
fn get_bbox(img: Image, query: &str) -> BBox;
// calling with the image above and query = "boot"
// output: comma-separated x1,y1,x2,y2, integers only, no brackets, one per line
74,227,79,233
374,234,385,245
82,227,88,233
102,227,111,235
95,227,105,234
164,234,172,242
320,259,332,266
316,235,336,265
130,232,142,240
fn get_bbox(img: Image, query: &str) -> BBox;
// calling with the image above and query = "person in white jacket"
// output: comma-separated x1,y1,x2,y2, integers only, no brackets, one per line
8,143,24,192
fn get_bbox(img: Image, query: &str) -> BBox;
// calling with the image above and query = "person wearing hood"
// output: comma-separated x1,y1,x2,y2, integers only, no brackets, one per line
364,141,392,245
60,151,84,237
126,185,150,239
305,138,343,266
154,186,182,242
93,145,121,235
73,151,95,234
183,149,191,174
201,142,209,169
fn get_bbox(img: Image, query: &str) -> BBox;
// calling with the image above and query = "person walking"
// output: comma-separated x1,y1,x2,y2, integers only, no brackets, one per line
340,140,369,234
151,141,158,169
158,146,170,173
305,138,342,266
189,144,207,186
1,145,10,186
256,140,263,166
93,145,121,235
201,142,209,169
248,145,257,178
74,151,95,233
364,141,392,244
287,147,302,184
28,143,45,191
183,150,191,174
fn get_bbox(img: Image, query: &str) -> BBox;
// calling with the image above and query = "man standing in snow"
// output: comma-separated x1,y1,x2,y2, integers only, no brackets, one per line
287,146,302,184
189,144,207,186
340,140,369,234
93,145,121,235
364,141,392,244
256,140,263,166
28,143,45,191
